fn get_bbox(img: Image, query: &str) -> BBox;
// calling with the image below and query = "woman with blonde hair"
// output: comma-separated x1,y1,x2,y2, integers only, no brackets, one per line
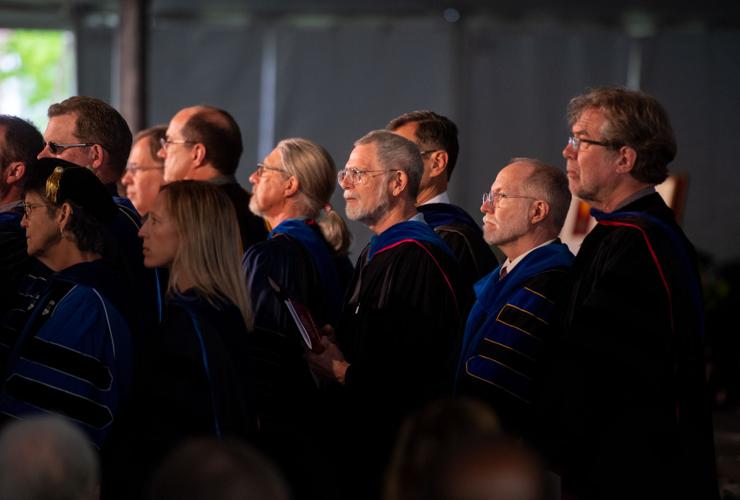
243,137,352,499
136,180,255,481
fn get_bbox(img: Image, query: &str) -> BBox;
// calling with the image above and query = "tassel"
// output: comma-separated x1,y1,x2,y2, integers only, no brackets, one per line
45,166,64,204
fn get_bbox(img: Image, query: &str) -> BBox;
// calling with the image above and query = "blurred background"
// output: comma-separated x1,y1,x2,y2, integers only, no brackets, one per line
1,0,740,493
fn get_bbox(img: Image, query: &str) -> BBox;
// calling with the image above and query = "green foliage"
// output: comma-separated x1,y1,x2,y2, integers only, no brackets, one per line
0,29,74,128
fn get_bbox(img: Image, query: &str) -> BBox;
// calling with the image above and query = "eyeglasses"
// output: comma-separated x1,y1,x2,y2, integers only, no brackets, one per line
125,164,164,175
159,138,195,150
567,136,618,152
44,141,95,155
254,163,288,177
481,191,537,210
21,202,47,218
337,167,400,185
419,149,438,156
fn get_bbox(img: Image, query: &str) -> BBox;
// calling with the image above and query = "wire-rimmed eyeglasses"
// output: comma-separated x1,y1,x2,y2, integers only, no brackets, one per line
21,202,47,218
254,163,288,177
159,138,195,150
337,167,400,185
481,191,537,210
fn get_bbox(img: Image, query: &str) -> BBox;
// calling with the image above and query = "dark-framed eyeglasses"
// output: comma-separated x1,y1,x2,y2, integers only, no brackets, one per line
567,136,619,152
337,167,400,185
21,201,47,218
159,138,195,150
44,141,95,155
125,164,164,175
481,191,537,209
254,163,288,177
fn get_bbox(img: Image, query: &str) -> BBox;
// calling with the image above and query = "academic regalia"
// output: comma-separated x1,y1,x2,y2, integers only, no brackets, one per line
243,218,352,500
130,290,255,491
335,219,471,500
418,202,498,287
539,193,718,500
0,260,133,448
456,241,573,436
217,181,268,250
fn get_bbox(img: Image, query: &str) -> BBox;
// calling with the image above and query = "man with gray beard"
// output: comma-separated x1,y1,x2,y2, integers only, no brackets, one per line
307,130,470,500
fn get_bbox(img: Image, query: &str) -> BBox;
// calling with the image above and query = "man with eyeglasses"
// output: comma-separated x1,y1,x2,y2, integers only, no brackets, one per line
307,130,470,500
538,87,718,500
456,158,573,440
38,96,132,196
159,105,267,250
121,125,166,216
387,110,498,288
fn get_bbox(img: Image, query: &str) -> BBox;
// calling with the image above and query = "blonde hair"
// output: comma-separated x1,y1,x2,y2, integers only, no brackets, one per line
161,181,253,330
276,138,351,255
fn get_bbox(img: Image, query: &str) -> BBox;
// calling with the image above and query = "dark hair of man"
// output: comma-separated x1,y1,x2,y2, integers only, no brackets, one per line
147,438,291,500
0,115,43,188
24,160,116,255
567,86,676,185
134,124,167,163
386,110,460,180
181,106,243,176
355,129,424,201
513,157,572,233
47,96,133,178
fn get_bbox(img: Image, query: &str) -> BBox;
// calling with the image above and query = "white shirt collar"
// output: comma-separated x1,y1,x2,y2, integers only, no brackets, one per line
500,238,557,277
420,191,450,206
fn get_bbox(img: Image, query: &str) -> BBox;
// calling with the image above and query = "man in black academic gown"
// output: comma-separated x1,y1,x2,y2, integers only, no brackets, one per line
159,105,267,250
387,110,497,288
538,86,718,500
307,130,470,500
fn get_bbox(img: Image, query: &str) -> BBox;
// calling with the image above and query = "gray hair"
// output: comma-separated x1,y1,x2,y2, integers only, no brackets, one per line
512,157,572,234
354,130,423,201
275,138,351,255
0,415,99,500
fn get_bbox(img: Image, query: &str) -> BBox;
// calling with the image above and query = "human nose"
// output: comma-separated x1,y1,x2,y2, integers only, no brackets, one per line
122,170,133,185
37,144,52,159
249,170,258,185
157,147,166,160
563,141,576,160
138,219,149,239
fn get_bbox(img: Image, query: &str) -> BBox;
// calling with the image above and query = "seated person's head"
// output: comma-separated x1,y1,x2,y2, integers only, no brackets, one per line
384,398,501,500
121,125,166,215
148,438,290,500
438,436,546,500
0,415,99,500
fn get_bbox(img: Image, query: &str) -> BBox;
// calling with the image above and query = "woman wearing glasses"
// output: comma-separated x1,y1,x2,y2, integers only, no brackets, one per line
135,180,256,482
121,125,166,216
2,162,133,449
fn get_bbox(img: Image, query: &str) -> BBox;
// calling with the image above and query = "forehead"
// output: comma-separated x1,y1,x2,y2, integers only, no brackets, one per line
572,107,607,135
493,162,533,189
346,143,377,168
167,108,195,136
24,190,45,202
392,122,419,144
129,138,153,162
263,147,281,166
45,113,79,138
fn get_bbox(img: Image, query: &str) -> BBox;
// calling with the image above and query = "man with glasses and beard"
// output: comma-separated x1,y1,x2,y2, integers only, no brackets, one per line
307,130,470,500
